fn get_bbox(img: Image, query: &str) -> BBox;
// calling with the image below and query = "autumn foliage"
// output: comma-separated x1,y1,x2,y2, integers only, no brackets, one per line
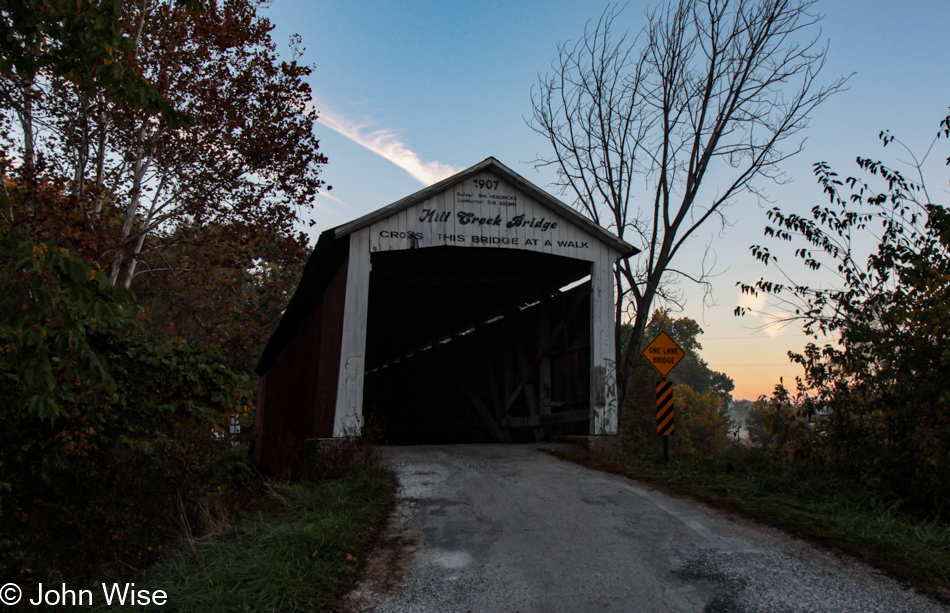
1,0,327,587
622,310,735,457
0,221,256,585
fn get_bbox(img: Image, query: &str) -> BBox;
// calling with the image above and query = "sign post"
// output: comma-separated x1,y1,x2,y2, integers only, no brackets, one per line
642,331,685,461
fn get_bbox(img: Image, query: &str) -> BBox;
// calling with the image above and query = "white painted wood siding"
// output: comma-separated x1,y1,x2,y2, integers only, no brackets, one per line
589,241,618,435
334,227,372,436
369,172,601,261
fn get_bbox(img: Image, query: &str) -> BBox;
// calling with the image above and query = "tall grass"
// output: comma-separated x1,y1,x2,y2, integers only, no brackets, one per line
83,464,395,612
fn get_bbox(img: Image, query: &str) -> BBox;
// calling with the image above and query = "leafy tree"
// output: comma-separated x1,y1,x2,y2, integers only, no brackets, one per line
737,109,950,517
624,309,735,404
132,220,310,371
644,310,734,407
671,384,733,456
2,0,324,369
0,229,128,423
3,0,326,289
741,385,814,465
622,309,735,456
0,0,193,128
529,0,847,417
0,0,305,584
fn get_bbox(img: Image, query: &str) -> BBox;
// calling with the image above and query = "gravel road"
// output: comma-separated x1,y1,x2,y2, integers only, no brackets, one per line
346,444,947,613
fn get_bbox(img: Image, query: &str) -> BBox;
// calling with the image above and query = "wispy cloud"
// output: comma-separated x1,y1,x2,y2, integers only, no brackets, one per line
317,108,462,186
308,190,349,217
316,190,348,208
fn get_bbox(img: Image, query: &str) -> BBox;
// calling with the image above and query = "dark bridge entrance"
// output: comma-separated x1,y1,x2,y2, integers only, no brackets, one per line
362,247,592,444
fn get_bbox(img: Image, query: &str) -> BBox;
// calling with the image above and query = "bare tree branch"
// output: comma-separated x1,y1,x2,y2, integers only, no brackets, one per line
528,0,848,415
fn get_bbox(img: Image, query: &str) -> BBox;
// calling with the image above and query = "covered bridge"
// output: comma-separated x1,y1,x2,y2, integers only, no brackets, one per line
253,158,637,474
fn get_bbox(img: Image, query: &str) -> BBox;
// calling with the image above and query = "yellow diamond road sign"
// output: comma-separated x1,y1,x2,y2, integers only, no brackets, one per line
642,331,685,377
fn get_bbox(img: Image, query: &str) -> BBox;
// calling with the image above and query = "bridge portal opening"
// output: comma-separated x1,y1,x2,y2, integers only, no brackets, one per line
362,246,592,444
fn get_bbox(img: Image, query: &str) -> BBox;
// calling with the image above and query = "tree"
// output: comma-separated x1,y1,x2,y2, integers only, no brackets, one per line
736,109,950,517
132,219,310,371
0,0,193,130
2,0,325,366
529,0,847,418
623,309,734,405
0,224,254,583
642,309,734,407
0,0,287,584
621,309,735,455
3,0,326,290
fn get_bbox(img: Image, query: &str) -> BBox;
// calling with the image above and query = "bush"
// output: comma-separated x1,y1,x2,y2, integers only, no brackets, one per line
0,229,255,587
743,387,817,472
622,382,733,458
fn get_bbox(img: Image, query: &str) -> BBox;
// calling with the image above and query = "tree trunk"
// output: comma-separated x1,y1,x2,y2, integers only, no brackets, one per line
109,123,151,285
18,76,36,217
19,77,35,174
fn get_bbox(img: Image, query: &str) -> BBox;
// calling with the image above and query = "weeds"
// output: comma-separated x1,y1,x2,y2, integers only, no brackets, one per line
82,464,395,612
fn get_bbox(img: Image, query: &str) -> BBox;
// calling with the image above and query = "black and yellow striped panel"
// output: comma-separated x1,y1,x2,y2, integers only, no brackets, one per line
656,381,674,436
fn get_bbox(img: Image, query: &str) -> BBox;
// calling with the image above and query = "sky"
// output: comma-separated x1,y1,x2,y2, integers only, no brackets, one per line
261,0,950,401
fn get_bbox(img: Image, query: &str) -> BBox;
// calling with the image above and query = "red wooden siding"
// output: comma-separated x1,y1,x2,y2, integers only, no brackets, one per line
253,259,348,476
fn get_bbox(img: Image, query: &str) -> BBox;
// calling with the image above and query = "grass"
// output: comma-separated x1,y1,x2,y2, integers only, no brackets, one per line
554,447,950,604
83,463,396,612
